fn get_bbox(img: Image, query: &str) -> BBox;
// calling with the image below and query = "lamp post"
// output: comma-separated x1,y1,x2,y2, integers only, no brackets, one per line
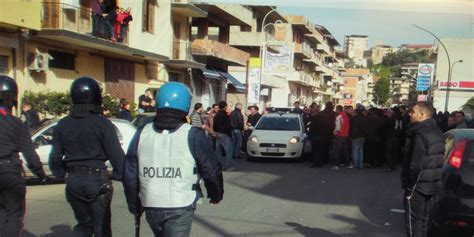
413,24,450,111
446,59,463,111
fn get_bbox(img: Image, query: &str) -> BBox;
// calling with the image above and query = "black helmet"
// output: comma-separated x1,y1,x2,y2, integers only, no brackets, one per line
70,77,102,105
0,75,18,109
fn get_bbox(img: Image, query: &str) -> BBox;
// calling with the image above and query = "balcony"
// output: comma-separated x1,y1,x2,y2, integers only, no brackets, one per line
285,15,314,34
229,30,277,47
166,41,205,69
206,4,252,27
316,43,330,54
172,0,207,18
288,71,313,87
191,39,250,66
304,50,323,66
294,42,312,59
38,2,167,61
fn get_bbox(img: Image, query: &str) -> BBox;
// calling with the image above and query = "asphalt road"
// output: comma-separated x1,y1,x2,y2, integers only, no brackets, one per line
23,159,410,237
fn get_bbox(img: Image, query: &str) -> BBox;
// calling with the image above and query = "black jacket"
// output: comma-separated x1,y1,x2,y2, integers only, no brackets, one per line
21,109,40,132
247,113,261,127
213,110,232,136
350,114,367,139
0,108,45,178
230,109,244,130
401,119,445,195
384,117,403,138
49,113,125,180
309,109,335,139
118,109,133,122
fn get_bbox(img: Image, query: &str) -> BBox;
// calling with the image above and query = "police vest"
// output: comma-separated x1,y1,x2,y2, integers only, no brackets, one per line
138,123,199,208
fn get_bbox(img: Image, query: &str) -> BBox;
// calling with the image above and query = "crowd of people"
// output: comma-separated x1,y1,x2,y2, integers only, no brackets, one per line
91,0,133,43
304,101,472,171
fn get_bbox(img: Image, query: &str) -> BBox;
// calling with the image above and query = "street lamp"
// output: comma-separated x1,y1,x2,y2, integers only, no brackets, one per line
413,24,451,111
446,59,463,111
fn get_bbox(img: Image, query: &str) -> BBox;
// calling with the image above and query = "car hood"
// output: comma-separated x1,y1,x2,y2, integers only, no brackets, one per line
251,130,302,143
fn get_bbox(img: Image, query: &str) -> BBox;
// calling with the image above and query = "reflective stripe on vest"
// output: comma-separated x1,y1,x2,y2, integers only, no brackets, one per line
138,123,199,208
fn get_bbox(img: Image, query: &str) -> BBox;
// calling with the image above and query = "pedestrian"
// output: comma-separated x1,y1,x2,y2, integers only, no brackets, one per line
20,102,40,132
330,105,352,169
349,107,367,169
401,102,444,237
230,103,244,159
446,113,457,131
138,89,155,113
122,82,223,237
0,76,48,237
364,108,385,167
243,105,261,154
49,77,125,237
116,7,133,43
102,6,118,42
309,102,336,167
117,100,133,122
91,0,107,37
453,111,468,128
292,101,303,114
190,102,205,128
382,109,403,171
213,101,235,171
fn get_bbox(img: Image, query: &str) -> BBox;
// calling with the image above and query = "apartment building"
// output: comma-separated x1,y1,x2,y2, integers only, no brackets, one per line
340,68,372,107
189,3,250,108
2,0,172,106
344,34,368,67
370,44,398,65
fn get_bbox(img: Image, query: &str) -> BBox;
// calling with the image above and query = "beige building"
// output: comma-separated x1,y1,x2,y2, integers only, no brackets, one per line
1,0,173,108
344,34,368,67
340,68,372,107
370,44,398,65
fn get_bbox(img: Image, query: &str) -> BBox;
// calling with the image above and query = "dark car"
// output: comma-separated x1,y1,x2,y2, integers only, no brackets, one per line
131,112,155,128
431,129,474,236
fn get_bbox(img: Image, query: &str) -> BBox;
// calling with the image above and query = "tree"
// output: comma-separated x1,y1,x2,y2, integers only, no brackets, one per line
373,77,390,105
462,97,474,110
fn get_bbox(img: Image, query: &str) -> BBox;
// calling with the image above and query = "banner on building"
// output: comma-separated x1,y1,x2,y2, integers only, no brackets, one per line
247,58,262,105
343,93,353,105
262,42,294,75
415,64,435,91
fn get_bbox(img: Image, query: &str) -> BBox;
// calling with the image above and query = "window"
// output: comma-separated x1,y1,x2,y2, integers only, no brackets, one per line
256,117,301,131
0,56,8,74
143,0,156,33
49,50,75,70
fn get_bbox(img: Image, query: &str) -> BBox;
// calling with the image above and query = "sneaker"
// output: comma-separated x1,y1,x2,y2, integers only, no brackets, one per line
227,167,237,172
330,165,340,170
347,165,354,169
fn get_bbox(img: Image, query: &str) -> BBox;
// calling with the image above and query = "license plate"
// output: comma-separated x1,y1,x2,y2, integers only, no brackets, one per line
266,148,279,152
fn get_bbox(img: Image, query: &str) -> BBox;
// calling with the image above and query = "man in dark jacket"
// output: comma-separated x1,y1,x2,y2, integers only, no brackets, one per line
383,108,403,171
401,101,444,237
49,77,125,237
123,82,223,236
350,108,367,169
309,102,336,167
117,100,133,122
213,101,235,171
230,103,244,159
20,102,40,132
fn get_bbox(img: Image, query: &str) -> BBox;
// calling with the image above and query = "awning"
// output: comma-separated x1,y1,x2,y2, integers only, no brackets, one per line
200,67,221,80
219,72,246,93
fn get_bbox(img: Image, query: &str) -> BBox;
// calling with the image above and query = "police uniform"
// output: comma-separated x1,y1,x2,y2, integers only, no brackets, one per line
0,76,47,237
123,82,223,237
49,77,125,237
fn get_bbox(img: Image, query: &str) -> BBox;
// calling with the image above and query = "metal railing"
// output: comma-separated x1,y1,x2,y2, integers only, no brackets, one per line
171,40,201,61
41,2,129,44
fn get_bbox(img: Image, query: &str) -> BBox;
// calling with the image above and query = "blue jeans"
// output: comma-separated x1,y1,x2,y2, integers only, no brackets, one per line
215,133,234,169
331,136,350,166
231,130,242,157
351,138,365,168
145,206,194,237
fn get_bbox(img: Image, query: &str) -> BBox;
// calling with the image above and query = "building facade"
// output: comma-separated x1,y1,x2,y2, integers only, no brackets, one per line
344,34,368,67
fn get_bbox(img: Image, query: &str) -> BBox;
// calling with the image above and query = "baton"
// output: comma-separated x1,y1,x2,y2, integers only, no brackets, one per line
135,213,141,237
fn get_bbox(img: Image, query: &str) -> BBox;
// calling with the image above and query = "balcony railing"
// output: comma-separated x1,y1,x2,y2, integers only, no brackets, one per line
172,40,198,61
41,2,128,44
191,39,249,66
294,42,313,59
229,30,276,47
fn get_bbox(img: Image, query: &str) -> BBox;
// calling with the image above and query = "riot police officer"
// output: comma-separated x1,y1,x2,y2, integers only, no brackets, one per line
123,82,223,237
49,77,125,237
0,75,48,237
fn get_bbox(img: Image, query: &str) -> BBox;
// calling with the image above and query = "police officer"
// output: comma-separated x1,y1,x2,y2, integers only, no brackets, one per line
0,75,48,237
49,77,125,237
123,82,223,237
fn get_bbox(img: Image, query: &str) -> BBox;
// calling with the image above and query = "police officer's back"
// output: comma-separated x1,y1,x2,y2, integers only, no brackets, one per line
49,77,125,237
0,75,47,237
123,82,223,237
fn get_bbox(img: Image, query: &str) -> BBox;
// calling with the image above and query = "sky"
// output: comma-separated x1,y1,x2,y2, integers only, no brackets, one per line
195,0,473,48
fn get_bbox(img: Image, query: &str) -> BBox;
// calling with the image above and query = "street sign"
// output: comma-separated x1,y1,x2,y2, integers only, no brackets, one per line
416,64,435,91
417,94,428,101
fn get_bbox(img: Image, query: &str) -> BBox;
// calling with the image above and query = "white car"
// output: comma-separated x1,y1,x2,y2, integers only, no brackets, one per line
247,112,310,159
21,118,136,177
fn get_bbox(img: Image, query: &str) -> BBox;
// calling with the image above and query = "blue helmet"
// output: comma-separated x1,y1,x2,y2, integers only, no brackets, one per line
156,82,192,113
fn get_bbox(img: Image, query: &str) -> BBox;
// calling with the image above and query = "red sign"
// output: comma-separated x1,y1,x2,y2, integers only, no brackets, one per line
417,95,428,101
438,81,474,90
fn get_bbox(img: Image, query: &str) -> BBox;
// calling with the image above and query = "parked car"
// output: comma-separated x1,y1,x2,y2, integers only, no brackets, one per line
21,118,136,177
430,129,474,235
246,112,310,160
131,112,155,128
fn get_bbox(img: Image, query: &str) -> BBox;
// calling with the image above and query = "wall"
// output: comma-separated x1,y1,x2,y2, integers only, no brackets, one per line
0,0,41,30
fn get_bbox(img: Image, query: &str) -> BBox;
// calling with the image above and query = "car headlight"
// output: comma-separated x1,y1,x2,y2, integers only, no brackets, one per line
289,137,300,144
250,136,258,143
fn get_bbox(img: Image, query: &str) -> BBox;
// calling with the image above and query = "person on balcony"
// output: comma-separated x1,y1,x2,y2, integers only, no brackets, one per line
116,7,133,43
91,0,107,37
101,6,118,42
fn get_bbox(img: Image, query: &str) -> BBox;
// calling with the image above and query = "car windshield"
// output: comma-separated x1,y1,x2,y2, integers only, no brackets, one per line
255,117,300,131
